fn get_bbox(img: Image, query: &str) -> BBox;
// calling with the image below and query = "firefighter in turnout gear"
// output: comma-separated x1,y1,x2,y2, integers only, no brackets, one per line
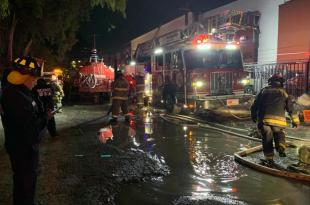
51,77,64,113
251,74,300,165
1,56,51,205
110,71,129,123
33,78,58,138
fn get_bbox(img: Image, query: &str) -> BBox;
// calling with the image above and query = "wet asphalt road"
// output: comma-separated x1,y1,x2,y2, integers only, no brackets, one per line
0,105,309,205
113,114,310,205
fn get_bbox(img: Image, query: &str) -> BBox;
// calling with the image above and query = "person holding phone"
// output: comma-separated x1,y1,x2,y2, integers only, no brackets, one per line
1,56,51,205
33,78,58,138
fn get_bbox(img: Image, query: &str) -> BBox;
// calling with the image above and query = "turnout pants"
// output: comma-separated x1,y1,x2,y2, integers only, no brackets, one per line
8,148,39,205
258,123,286,159
112,99,128,117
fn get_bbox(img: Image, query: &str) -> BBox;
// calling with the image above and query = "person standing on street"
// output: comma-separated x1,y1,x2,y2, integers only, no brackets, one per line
33,78,58,138
110,70,129,123
251,74,300,165
1,56,51,205
51,76,64,113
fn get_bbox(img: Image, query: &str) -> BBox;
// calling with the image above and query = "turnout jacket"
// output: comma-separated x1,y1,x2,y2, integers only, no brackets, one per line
32,82,54,110
251,86,300,127
1,84,47,152
112,76,129,100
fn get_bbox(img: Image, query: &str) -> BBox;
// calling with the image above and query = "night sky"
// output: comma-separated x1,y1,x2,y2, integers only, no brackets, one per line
72,0,235,58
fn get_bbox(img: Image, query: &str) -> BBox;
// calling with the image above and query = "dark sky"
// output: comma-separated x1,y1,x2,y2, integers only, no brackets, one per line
73,0,235,58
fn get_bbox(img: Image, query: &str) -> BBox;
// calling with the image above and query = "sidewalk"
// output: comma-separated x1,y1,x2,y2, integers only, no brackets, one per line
0,104,108,150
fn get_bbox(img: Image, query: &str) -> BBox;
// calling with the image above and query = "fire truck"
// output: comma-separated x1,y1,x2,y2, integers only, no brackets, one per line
133,11,259,113
78,48,114,102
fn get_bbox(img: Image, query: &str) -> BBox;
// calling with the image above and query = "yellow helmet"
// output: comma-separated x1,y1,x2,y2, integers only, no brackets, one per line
13,56,42,77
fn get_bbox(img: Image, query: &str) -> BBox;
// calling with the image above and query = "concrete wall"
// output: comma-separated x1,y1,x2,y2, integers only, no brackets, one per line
278,0,310,62
201,0,288,64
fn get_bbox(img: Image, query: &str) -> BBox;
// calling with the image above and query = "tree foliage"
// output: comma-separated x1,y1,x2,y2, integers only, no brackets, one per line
0,0,9,18
0,0,127,69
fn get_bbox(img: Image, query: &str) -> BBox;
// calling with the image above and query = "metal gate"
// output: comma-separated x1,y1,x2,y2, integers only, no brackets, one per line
251,62,310,97
210,72,233,95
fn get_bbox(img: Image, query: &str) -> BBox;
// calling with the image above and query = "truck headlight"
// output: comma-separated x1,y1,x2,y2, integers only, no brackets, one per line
241,79,250,85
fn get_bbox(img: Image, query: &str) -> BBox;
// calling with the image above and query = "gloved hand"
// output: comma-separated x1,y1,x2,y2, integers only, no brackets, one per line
47,109,55,120
291,122,298,128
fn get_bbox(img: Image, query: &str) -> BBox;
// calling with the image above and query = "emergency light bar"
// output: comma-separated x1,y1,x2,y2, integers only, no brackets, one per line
193,34,209,46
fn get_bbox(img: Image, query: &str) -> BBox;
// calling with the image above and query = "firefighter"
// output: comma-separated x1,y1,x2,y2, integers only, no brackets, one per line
1,56,50,205
251,74,300,165
51,76,64,113
124,73,136,110
110,70,130,123
33,78,58,138
162,77,176,112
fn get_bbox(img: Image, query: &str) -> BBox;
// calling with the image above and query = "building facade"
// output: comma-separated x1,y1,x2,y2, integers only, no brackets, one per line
130,0,296,64
277,0,310,62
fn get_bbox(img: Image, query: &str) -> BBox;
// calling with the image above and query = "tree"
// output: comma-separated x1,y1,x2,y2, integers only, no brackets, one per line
0,0,126,69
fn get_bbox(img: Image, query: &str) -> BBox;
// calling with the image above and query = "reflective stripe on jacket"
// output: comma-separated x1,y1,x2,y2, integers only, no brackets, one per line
251,86,300,127
112,77,129,100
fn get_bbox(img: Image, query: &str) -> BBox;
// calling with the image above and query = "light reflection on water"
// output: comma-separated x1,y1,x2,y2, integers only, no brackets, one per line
116,118,310,205
185,129,247,204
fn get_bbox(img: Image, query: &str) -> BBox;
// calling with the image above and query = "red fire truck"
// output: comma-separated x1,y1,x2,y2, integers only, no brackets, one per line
131,11,261,114
135,31,250,112
78,49,114,102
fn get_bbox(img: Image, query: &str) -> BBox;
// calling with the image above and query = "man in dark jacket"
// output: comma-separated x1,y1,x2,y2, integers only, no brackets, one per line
1,56,50,205
251,74,300,164
33,78,57,137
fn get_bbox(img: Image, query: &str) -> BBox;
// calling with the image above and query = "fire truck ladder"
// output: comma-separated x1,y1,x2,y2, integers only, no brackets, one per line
203,10,260,41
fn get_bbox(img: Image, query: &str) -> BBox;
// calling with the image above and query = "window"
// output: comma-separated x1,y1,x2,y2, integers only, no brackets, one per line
165,53,171,69
172,51,183,69
137,55,151,64
184,49,242,69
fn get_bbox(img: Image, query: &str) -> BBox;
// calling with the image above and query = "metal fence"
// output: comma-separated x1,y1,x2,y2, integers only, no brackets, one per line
251,62,310,97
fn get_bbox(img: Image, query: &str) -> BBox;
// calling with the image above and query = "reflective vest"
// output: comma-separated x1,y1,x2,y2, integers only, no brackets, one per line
112,76,129,100
251,86,300,127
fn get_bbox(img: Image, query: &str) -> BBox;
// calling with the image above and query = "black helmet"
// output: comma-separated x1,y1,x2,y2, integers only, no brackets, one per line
12,56,42,77
268,74,285,85
37,78,47,85
115,69,123,79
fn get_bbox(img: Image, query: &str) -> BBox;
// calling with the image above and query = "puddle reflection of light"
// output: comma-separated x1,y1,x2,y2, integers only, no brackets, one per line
187,133,242,192
193,185,212,192
221,187,238,193
193,176,214,183
183,126,188,137
132,137,140,147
